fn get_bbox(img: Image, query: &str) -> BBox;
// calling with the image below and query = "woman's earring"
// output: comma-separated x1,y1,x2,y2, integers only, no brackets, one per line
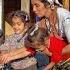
50,4,55,10
25,15,28,21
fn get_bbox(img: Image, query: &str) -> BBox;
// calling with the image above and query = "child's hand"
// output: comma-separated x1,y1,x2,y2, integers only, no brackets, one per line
0,53,11,64
43,48,52,56
43,62,55,70
38,45,45,51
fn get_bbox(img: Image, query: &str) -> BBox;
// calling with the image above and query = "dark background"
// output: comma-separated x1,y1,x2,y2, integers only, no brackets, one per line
4,0,21,18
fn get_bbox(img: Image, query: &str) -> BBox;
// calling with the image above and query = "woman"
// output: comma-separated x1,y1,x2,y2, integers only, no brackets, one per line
0,11,36,70
30,0,70,69
31,0,70,56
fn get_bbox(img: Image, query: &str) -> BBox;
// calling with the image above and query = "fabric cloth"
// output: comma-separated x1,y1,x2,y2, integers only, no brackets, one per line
57,7,70,42
0,33,27,51
47,36,70,63
26,47,36,56
34,52,49,69
47,0,62,6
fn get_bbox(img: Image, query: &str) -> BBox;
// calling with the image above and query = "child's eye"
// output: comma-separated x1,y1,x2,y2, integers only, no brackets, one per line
12,22,21,26
12,23,15,26
17,22,21,26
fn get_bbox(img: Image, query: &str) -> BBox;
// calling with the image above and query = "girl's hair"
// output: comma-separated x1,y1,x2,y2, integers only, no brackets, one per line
27,27,49,45
6,11,30,26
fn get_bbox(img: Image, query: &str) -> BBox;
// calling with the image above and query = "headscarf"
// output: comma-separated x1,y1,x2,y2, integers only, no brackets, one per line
47,0,62,6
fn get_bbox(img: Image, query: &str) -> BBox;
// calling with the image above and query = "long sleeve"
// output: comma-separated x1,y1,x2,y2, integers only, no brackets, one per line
57,7,70,42
63,17,70,43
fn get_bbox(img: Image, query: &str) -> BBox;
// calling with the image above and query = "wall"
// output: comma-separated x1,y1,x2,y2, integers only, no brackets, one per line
63,0,69,10
21,0,30,14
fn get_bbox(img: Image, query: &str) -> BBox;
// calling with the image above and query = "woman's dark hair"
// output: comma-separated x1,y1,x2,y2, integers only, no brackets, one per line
40,0,50,6
6,11,30,26
38,0,61,7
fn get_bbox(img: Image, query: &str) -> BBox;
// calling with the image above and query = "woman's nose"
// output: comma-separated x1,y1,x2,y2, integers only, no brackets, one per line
33,6,37,12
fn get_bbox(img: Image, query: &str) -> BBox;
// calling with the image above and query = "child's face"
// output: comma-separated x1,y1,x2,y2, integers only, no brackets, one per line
12,16,26,34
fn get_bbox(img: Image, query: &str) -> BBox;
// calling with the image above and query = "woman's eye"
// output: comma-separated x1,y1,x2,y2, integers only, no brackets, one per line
35,4,40,7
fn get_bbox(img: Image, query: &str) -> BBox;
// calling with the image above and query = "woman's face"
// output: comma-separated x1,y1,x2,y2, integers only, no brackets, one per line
12,16,25,34
31,0,47,17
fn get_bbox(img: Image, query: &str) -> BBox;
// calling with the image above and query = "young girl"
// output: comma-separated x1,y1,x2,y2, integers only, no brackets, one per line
27,27,70,70
0,11,35,69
